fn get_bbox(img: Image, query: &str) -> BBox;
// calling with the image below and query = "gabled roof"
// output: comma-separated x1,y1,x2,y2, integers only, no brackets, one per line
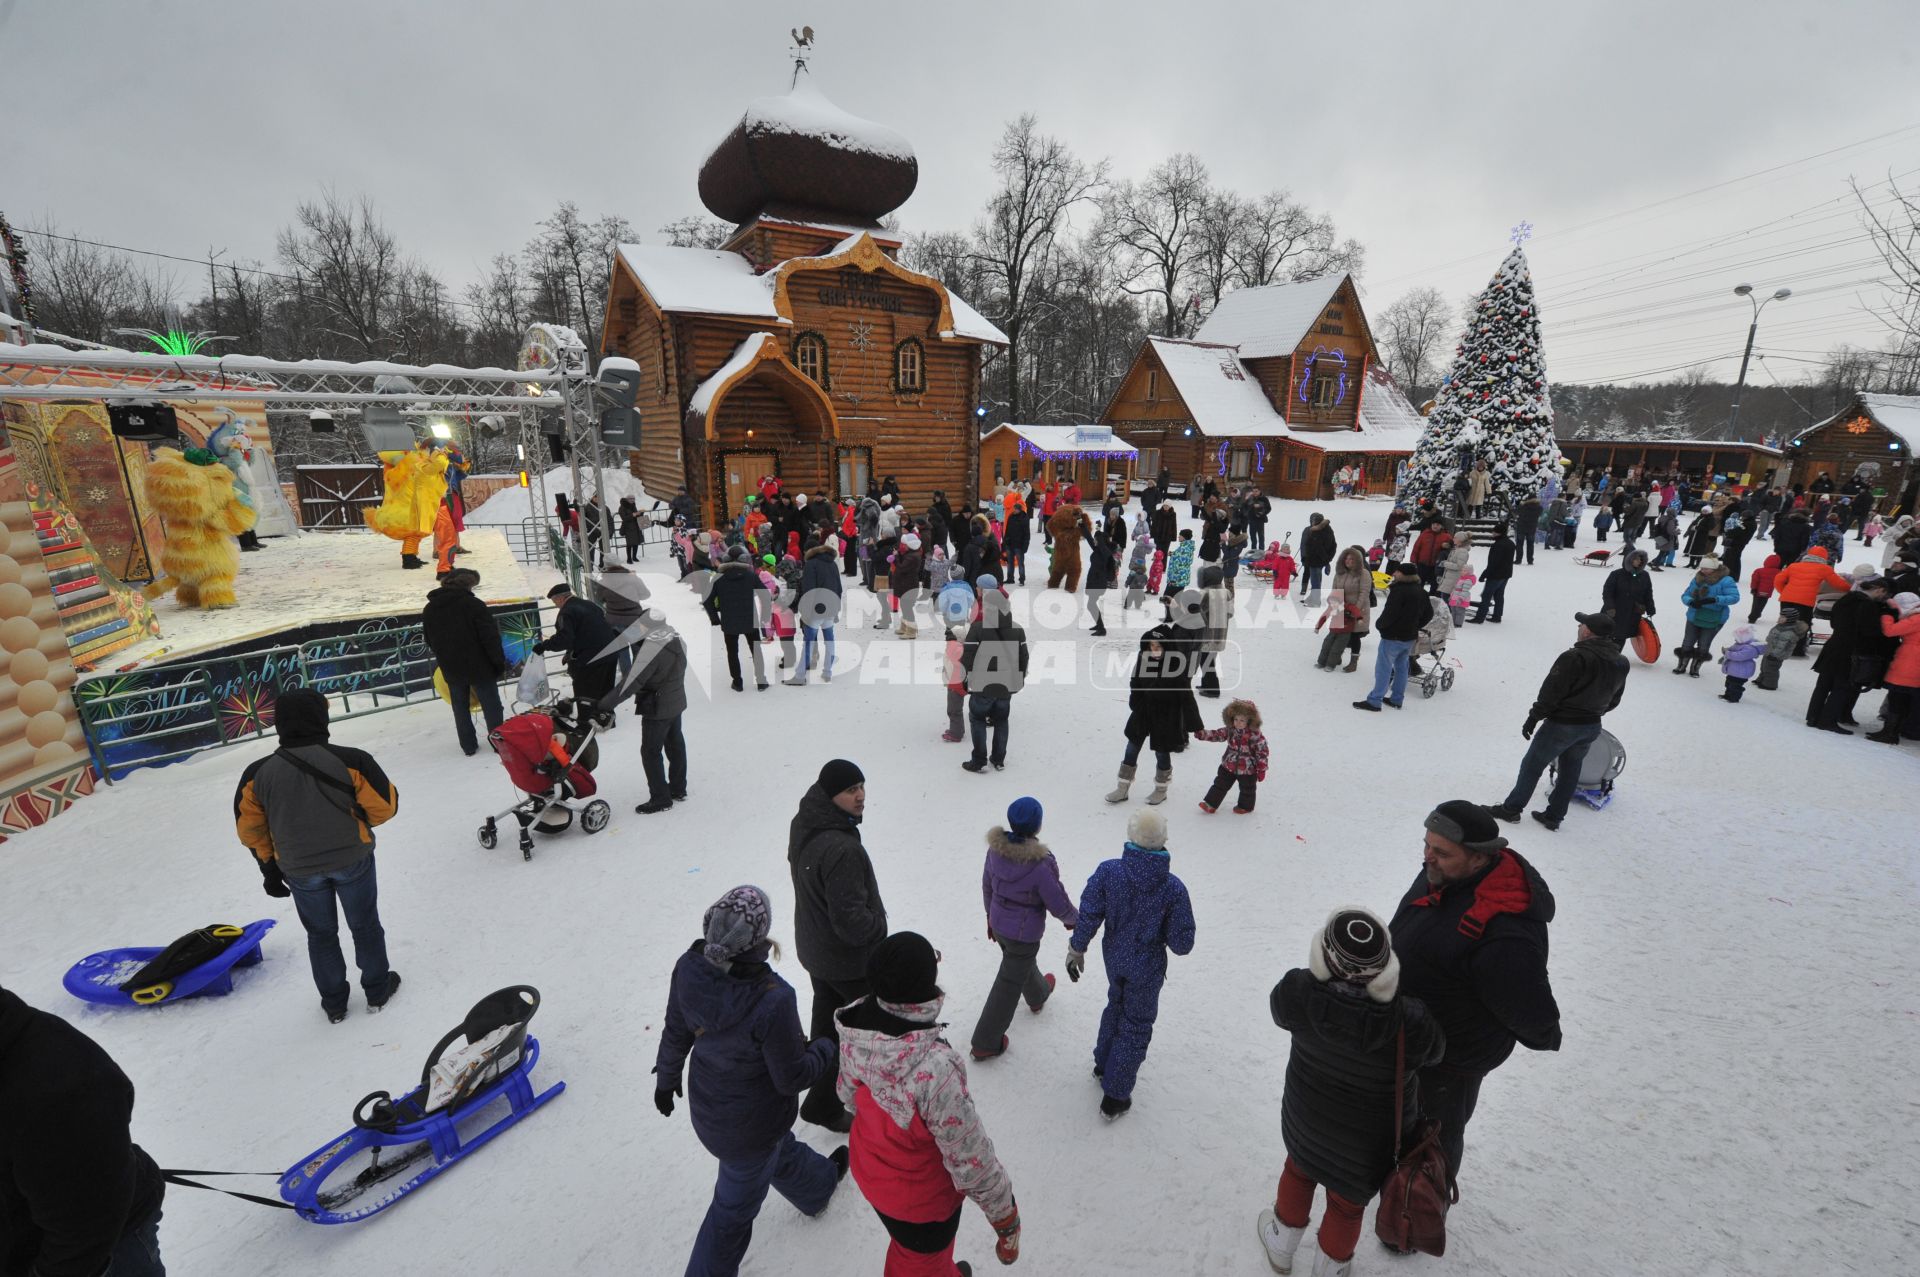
1146,337,1281,438
985,423,1138,456
1192,274,1349,359
1855,392,1920,450
612,233,1006,344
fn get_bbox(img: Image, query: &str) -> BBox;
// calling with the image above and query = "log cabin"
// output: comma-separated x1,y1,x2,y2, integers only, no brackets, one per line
1098,275,1426,500
1781,392,1916,510
597,71,1007,528
977,423,1138,497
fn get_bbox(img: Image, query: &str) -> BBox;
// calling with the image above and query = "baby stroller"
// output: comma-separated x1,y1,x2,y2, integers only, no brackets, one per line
1410,610,1457,698
479,697,610,860
1549,727,1626,810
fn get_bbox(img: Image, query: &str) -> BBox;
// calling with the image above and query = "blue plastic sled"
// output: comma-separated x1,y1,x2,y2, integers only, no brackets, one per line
279,986,564,1224
62,919,276,1007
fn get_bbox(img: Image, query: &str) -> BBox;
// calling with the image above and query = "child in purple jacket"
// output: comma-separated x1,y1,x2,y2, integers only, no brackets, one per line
970,796,1078,1061
1717,625,1766,703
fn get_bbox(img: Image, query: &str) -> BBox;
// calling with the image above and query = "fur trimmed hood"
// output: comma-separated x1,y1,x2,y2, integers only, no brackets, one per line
804,542,837,561
986,825,1051,864
1221,698,1262,731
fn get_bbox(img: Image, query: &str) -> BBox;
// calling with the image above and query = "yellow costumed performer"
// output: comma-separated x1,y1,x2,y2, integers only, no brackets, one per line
143,447,257,609
364,441,450,569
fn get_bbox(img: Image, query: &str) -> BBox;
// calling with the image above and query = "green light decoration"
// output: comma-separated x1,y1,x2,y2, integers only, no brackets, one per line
114,327,233,356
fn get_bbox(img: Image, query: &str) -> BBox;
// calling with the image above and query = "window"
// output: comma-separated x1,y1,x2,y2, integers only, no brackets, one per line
1286,455,1308,482
792,332,828,387
1146,369,1159,401
835,447,870,500
1031,458,1044,480
1229,449,1252,480
893,338,926,394
1311,376,1338,410
994,457,1004,484
1137,447,1160,478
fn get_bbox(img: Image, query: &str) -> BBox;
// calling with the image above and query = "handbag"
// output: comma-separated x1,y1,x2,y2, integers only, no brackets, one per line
1373,1027,1457,1257
1849,653,1887,689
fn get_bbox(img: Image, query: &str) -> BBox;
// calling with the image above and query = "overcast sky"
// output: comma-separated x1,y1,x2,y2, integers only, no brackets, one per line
9,0,1918,389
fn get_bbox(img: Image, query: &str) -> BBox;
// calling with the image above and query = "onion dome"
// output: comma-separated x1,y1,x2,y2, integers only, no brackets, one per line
698,75,918,227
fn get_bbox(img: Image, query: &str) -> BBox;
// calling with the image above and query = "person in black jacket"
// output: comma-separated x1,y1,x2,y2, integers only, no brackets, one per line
1600,549,1656,652
0,986,166,1277
535,583,622,713
1299,514,1338,600
959,592,1030,773
1084,526,1121,637
1353,562,1432,712
1771,509,1813,565
788,760,888,1131
1466,528,1516,624
1389,801,1560,1179
1511,494,1541,566
1805,574,1893,733
1257,911,1445,1276
1488,612,1630,830
703,546,773,692
420,569,507,755
1103,623,1203,805
1001,499,1032,586
1149,500,1178,554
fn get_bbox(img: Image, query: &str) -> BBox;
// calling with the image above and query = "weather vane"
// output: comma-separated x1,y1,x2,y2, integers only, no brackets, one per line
789,25,815,86
1510,221,1534,246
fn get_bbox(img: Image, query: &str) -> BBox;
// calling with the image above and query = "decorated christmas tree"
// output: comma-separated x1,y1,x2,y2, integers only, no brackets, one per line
1401,244,1561,515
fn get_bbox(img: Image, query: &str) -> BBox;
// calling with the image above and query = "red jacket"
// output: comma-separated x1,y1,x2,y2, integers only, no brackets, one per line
1773,548,1849,607
1884,611,1920,688
1410,528,1449,566
1749,554,1781,597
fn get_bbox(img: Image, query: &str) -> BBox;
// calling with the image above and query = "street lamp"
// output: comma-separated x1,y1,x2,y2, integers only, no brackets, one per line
1726,283,1791,435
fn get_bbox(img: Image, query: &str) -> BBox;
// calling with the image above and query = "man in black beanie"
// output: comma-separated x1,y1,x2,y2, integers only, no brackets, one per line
1388,800,1560,1186
788,759,888,1132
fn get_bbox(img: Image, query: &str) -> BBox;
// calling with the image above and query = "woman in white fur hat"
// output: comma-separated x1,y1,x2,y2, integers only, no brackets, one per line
1256,908,1445,1277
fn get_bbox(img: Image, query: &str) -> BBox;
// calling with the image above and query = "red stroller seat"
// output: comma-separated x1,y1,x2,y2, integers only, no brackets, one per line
481,703,610,860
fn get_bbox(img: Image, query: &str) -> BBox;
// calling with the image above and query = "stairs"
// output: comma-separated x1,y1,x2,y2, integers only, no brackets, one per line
32,508,140,666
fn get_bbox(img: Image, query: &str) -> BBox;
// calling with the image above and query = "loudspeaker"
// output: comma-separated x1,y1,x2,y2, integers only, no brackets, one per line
546,433,569,463
601,406,637,449
109,402,180,443
359,405,416,455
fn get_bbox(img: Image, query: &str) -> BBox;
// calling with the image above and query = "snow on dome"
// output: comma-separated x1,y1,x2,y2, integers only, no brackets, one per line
699,73,919,226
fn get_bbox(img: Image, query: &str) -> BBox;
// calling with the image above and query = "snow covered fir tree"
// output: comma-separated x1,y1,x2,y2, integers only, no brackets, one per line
1401,245,1562,514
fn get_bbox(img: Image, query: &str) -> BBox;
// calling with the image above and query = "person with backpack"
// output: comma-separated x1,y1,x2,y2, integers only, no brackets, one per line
958,588,1030,774
653,886,849,1277
233,688,400,1022
1256,909,1445,1277
0,985,167,1276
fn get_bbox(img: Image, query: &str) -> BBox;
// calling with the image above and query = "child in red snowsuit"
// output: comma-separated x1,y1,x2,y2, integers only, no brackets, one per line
1747,553,1781,624
1256,543,1298,597
1193,699,1269,814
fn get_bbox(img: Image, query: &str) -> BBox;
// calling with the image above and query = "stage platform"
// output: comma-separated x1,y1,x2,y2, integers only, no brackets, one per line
109,527,533,670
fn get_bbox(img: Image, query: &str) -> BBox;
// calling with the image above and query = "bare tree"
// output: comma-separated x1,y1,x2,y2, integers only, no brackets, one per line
659,215,735,249
24,225,175,342
1377,286,1452,400
276,192,412,358
1230,191,1362,287
1097,153,1211,337
1855,173,1920,344
464,252,530,368
525,203,635,358
965,116,1106,420
1185,191,1247,326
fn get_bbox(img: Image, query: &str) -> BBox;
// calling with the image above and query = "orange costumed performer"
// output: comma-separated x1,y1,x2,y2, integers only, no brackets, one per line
144,447,257,609
365,442,450,569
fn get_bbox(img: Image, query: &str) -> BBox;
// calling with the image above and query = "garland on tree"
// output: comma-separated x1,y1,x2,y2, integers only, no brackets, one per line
1401,246,1561,514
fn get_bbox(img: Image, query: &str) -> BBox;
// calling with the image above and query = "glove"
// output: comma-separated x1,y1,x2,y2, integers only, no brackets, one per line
991,1206,1022,1265
987,925,996,943
1521,719,1537,741
654,1082,681,1117
1065,948,1085,982
259,860,291,898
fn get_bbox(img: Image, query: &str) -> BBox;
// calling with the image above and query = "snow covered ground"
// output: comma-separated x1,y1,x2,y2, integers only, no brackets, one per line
121,528,531,667
3,496,1914,1276
465,464,654,527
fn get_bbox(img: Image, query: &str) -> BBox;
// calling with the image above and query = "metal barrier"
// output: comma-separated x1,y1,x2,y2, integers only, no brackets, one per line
478,511,673,568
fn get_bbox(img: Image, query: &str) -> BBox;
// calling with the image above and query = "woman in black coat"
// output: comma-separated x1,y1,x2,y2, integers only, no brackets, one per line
1259,909,1444,1274
1103,623,1203,805
1601,550,1656,651
1806,578,1894,731
1149,501,1178,553
1085,527,1121,636
618,497,644,563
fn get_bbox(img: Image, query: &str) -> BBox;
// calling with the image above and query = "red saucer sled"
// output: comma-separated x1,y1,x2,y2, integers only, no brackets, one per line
1633,618,1661,664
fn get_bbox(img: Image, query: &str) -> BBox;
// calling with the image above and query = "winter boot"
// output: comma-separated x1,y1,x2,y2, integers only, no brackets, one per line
1256,1211,1306,1274
400,554,426,570
1145,768,1172,805
1672,648,1692,674
1866,726,1902,744
1343,653,1359,673
1688,652,1707,677
1104,764,1136,804
1308,1242,1352,1277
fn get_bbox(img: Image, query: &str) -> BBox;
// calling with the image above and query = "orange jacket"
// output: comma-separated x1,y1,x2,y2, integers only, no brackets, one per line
433,503,457,573
1772,549,1849,607
1884,611,1920,688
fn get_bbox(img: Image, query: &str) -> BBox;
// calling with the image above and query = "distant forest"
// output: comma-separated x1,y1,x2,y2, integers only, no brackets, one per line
1551,377,1853,445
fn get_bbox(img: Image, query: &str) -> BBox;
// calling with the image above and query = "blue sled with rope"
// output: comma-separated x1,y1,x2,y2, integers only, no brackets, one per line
63,920,276,1007
278,986,564,1223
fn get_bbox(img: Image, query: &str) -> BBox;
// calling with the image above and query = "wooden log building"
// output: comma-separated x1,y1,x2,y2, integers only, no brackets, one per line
1098,275,1427,500
1781,392,1916,509
976,423,1138,494
597,72,1006,527
1556,434,1786,488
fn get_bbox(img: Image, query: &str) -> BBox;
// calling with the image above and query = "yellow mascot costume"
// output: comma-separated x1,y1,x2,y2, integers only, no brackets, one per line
144,447,257,609
365,443,450,569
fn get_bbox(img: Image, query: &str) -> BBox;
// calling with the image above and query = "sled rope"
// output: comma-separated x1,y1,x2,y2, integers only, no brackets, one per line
159,1168,294,1211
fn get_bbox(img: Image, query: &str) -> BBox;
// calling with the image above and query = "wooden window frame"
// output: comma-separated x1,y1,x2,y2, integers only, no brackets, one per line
1286,455,1308,482
892,337,926,395
792,331,830,388
1229,449,1253,480
1146,369,1159,402
1310,375,1339,410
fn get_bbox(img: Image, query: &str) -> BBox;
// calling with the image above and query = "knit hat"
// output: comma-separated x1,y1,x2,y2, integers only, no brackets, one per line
1006,797,1043,841
902,532,921,549
1731,625,1756,643
1424,799,1509,856
817,758,865,796
1308,907,1400,1003
866,931,940,1005
761,553,776,566
701,885,773,968
1850,563,1880,581
976,574,999,591
1894,592,1920,618
1127,807,1167,851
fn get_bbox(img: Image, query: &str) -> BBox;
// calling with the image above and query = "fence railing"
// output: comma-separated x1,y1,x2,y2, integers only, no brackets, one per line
478,507,675,568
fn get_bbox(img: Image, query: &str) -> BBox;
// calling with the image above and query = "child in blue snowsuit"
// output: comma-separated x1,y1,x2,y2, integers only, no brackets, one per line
1065,808,1196,1119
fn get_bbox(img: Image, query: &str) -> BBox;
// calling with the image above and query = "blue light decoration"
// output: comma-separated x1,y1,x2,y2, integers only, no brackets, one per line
1253,441,1268,473
1215,440,1229,475
1296,346,1349,407
975,405,988,419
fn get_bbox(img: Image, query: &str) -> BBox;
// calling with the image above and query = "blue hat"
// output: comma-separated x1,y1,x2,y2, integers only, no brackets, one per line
1006,797,1043,840
976,574,1000,591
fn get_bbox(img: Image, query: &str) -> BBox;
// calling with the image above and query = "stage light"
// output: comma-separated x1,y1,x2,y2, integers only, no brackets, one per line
429,420,453,439
518,470,530,488
515,443,526,461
